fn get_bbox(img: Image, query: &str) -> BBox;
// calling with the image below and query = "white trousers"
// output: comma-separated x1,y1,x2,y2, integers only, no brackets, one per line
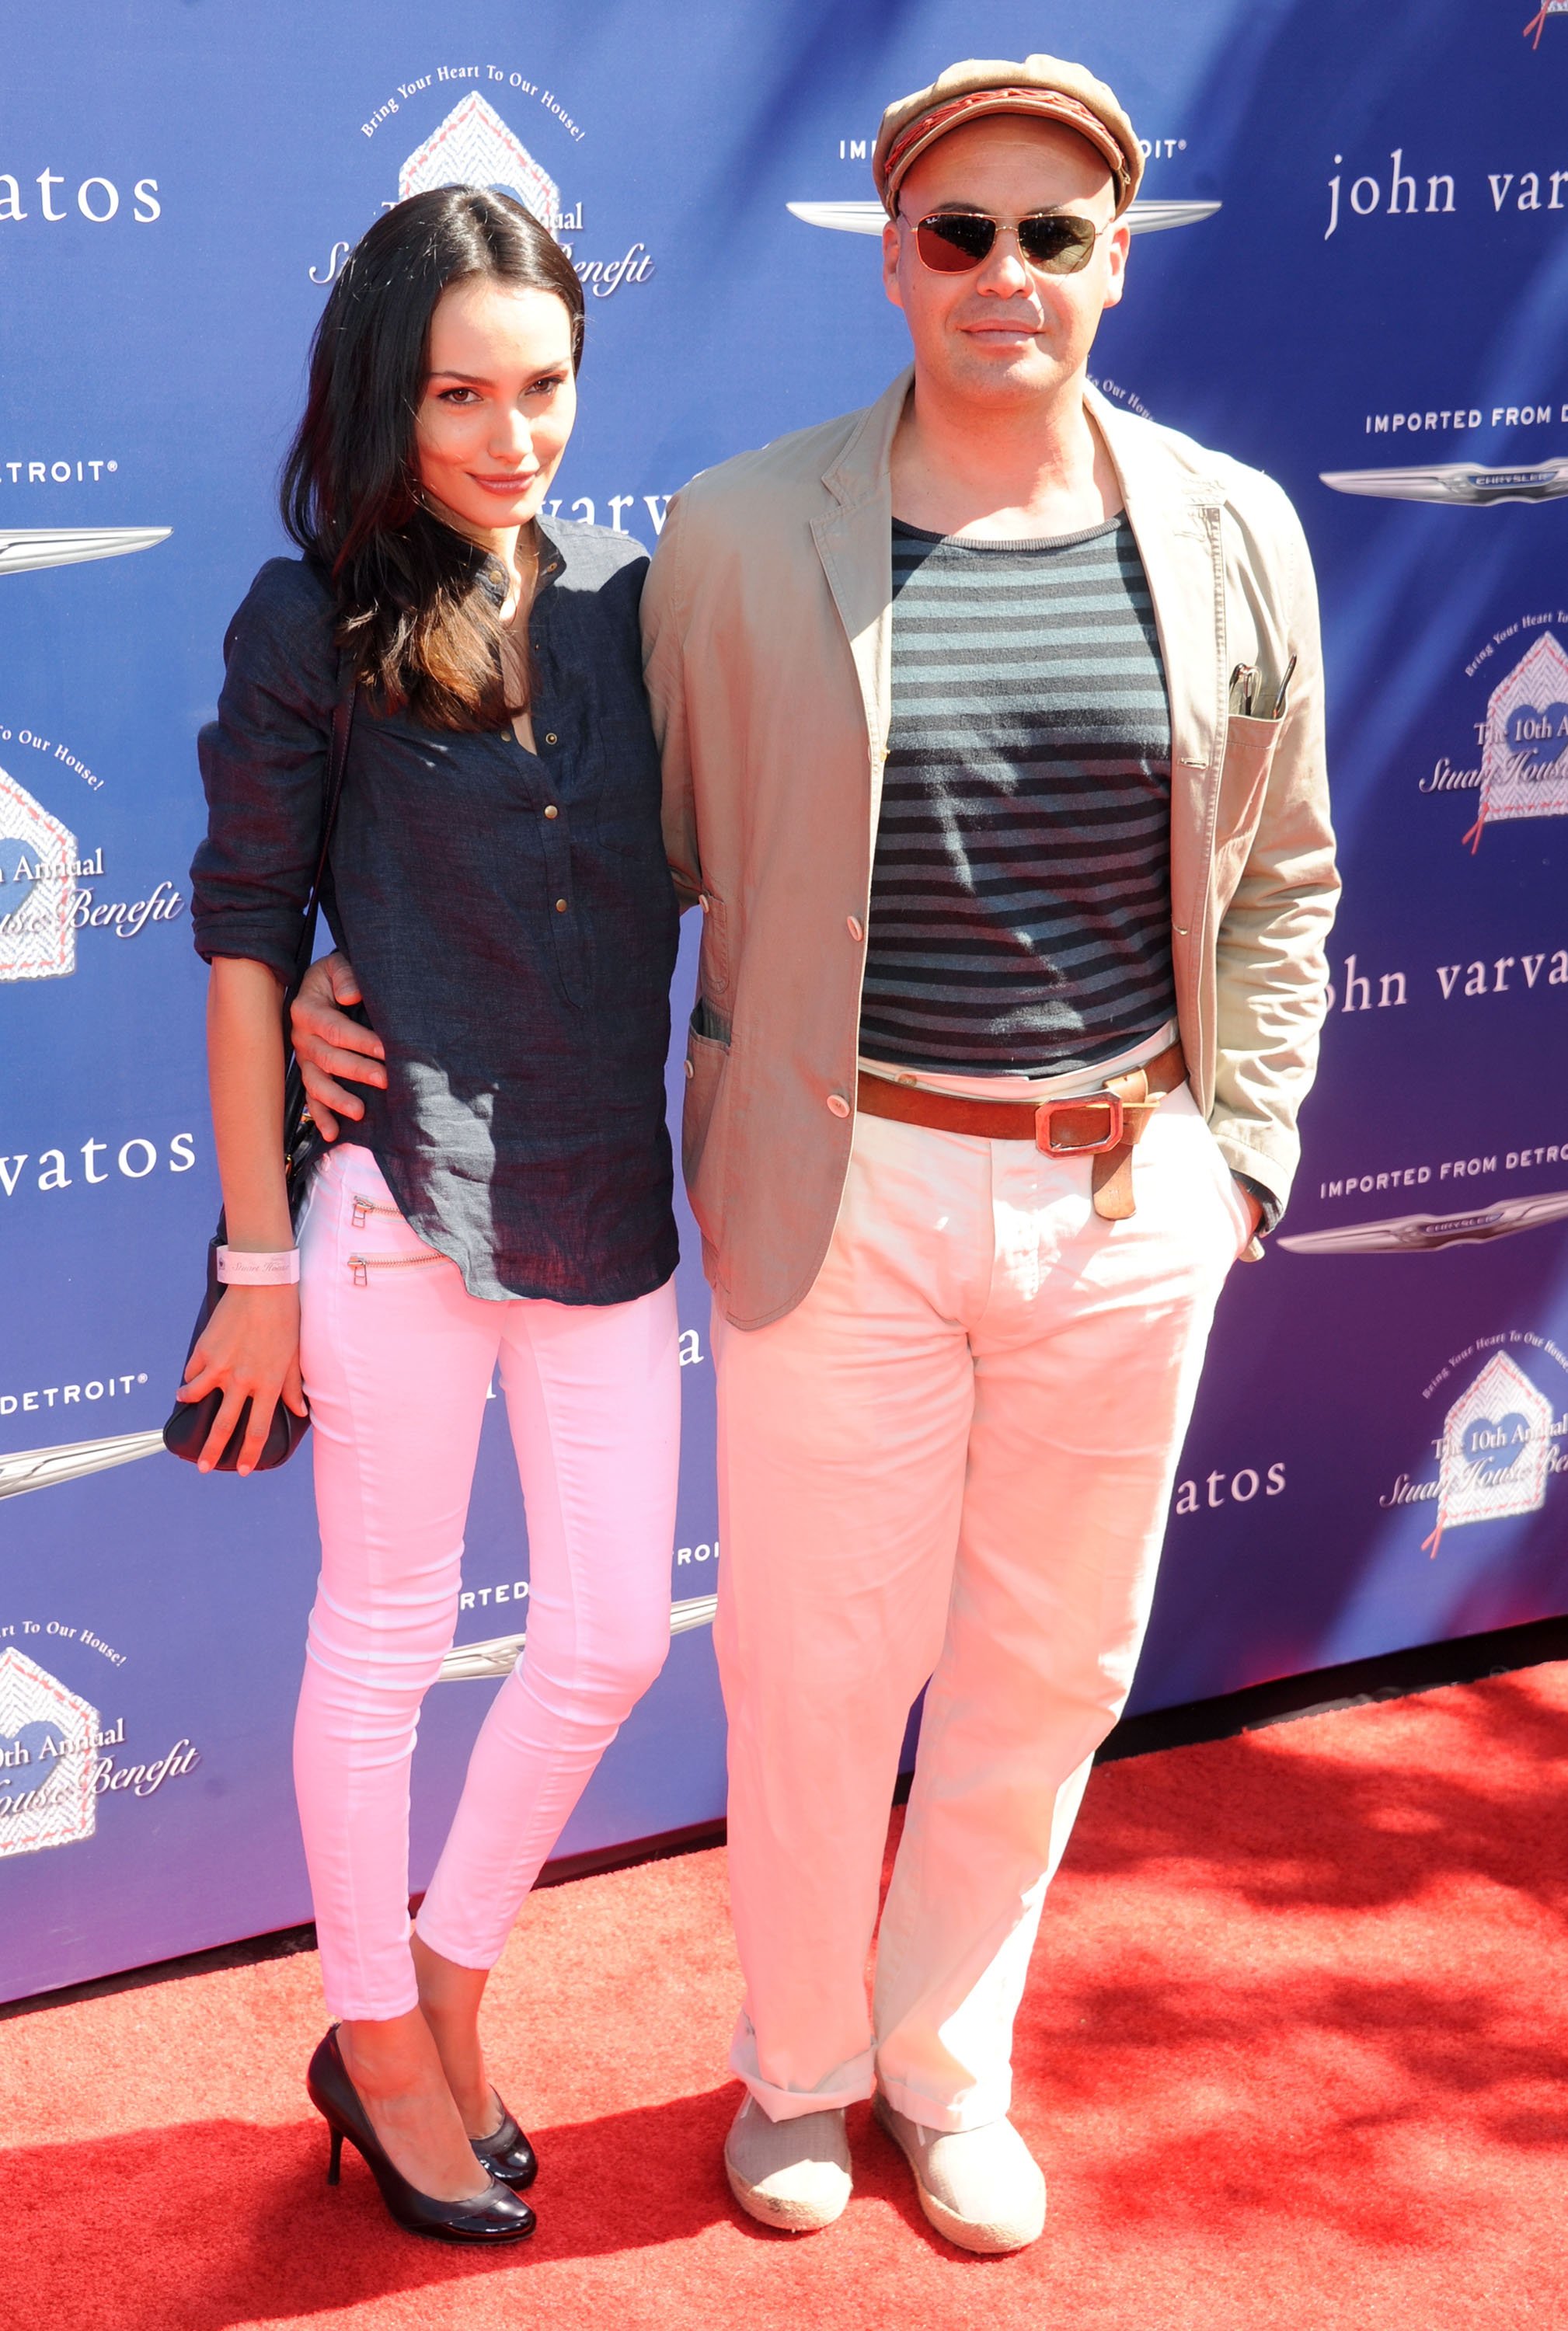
294,1144,681,2022
713,1081,1249,2131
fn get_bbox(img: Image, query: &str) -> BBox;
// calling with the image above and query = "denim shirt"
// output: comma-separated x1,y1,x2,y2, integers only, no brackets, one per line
190,517,680,1305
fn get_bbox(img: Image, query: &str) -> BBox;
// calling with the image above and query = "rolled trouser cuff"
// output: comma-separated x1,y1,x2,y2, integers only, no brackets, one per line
876,2069,1012,2135
408,1912,497,1975
729,2011,876,2122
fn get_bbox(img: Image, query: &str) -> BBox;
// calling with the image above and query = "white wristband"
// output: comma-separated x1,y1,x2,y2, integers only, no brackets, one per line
216,1246,300,1286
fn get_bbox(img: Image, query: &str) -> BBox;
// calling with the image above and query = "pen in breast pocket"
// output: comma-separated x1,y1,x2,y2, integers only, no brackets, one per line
1271,653,1298,720
1228,662,1258,716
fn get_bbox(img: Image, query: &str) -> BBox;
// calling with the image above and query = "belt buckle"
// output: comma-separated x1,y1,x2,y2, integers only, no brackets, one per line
1034,1092,1124,1155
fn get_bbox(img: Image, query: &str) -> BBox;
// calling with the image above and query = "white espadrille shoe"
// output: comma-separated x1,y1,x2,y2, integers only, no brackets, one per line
723,2095,852,2232
873,2094,1046,2254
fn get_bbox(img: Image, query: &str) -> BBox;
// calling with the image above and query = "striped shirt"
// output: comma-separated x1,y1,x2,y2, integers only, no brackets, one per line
860,514,1175,1075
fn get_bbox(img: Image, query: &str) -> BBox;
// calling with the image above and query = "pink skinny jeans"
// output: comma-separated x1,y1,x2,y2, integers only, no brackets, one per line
294,1143,681,2021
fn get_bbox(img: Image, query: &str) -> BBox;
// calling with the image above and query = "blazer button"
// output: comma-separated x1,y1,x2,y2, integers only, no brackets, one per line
827,1093,850,1117
684,1057,694,1079
545,733,559,746
847,915,864,942
544,803,559,819
699,894,710,915
555,898,569,913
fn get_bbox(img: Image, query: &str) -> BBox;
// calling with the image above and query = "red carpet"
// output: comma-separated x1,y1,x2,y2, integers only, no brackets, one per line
5,1664,1567,2331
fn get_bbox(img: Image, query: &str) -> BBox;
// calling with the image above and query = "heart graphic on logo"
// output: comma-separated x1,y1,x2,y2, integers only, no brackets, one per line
1462,1411,1531,1481
1507,702,1568,758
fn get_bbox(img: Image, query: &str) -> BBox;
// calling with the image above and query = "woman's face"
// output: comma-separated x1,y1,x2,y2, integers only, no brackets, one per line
414,274,577,538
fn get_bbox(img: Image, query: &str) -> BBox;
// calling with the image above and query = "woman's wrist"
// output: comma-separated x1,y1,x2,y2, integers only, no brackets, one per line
221,1212,296,1253
217,1247,299,1286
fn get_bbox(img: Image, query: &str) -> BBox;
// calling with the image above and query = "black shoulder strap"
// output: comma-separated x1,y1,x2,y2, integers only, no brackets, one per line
274,657,357,1204
289,652,357,999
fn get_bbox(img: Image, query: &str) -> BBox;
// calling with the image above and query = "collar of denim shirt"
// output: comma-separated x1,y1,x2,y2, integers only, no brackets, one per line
468,515,567,611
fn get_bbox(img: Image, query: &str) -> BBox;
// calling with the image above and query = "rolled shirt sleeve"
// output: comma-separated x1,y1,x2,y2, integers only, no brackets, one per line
190,557,340,985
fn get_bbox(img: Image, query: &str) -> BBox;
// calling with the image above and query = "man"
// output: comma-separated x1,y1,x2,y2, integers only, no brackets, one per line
293,54,1336,2256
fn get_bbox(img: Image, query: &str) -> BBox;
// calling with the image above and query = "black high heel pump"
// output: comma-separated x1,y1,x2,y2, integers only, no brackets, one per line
471,2096,538,2190
307,2028,535,2243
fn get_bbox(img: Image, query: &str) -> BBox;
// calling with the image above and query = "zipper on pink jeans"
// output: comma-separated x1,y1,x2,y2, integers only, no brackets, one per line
350,1192,401,1229
347,1250,446,1287
347,1190,447,1284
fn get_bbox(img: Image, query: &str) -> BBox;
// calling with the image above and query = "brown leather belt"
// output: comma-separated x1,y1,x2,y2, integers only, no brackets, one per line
855,1040,1188,1221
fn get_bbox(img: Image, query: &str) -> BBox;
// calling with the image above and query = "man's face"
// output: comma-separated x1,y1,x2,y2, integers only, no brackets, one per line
882,117,1127,407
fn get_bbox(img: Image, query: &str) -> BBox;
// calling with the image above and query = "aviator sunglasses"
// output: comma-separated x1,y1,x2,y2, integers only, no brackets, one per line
905,207,1105,276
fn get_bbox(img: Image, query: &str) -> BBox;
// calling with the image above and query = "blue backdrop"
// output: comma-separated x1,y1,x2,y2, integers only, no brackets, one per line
3,0,1566,2004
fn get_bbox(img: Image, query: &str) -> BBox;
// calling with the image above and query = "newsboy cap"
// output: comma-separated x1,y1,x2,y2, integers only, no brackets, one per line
873,54,1144,218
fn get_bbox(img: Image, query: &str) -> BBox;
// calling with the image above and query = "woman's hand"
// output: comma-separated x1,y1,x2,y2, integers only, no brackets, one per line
176,1284,308,1475
291,951,386,1140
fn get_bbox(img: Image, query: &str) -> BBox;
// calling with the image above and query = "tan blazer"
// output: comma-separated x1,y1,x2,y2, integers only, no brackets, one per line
643,371,1340,1330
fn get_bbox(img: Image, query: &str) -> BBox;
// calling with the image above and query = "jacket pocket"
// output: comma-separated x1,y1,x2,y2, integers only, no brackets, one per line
697,887,730,1000
1213,713,1282,899
681,1009,731,1248
1201,1118,1257,1260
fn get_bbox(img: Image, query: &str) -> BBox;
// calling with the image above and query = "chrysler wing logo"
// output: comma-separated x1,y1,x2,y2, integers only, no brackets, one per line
1278,1190,1568,1256
0,527,171,578
786,197,1221,238
1319,459,1568,506
0,1427,166,1503
438,1591,717,1683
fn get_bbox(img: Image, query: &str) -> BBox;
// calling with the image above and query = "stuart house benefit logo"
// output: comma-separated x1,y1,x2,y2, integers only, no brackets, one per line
1378,1331,1568,1555
0,1628,200,1859
312,74,653,305
1418,618,1568,851
0,521,171,977
1524,3,1568,47
0,722,186,984
1462,629,1568,847
0,755,78,981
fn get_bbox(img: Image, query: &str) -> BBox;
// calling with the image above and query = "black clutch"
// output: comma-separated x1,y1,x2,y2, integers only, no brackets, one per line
163,671,356,1472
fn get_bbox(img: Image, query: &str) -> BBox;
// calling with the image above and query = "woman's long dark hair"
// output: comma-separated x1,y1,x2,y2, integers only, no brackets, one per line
282,186,584,730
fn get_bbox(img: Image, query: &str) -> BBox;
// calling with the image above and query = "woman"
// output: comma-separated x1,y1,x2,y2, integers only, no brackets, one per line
180,187,681,2242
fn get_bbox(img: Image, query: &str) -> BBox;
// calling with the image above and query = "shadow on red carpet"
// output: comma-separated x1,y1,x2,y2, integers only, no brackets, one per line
1,2089,984,2329
3,1664,1566,2330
